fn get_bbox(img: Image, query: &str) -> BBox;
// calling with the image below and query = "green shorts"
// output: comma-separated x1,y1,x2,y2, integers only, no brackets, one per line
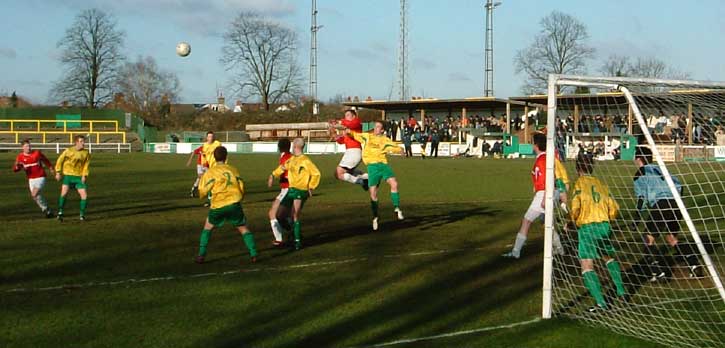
368,163,395,187
280,188,309,208
208,202,247,227
62,175,87,189
578,222,616,260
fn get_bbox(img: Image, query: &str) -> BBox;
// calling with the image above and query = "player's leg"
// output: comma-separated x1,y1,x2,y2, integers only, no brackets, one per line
196,218,216,263
337,149,367,188
269,189,287,245
236,225,258,263
666,233,702,277
581,259,607,309
599,224,626,297
231,204,257,262
57,184,70,221
292,199,304,250
504,192,543,258
369,185,379,231
29,178,51,216
386,176,403,220
77,188,88,220
578,224,607,309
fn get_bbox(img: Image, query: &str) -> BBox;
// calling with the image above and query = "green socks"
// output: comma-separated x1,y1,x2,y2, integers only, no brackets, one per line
583,270,606,308
370,200,379,218
198,229,212,257
606,260,626,297
293,221,301,243
242,232,257,257
58,196,66,214
391,192,400,208
80,199,87,217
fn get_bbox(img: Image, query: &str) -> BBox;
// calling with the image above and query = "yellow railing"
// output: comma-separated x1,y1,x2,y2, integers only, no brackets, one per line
0,119,126,143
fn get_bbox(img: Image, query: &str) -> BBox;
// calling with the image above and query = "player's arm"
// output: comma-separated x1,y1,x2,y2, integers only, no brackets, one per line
38,152,54,175
81,154,90,183
383,137,403,154
607,192,620,221
554,158,569,205
271,164,285,179
54,150,67,180
306,159,321,192
350,131,366,144
233,168,245,200
568,183,582,222
187,147,201,167
13,154,23,172
198,171,214,198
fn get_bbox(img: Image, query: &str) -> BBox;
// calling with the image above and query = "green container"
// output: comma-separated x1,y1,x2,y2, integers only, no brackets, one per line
620,134,637,161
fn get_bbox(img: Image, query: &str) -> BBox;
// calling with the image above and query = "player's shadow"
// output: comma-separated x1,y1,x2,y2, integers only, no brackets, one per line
389,206,501,231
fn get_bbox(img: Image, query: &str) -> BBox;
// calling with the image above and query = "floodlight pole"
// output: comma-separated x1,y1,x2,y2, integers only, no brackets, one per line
310,0,322,116
484,0,501,97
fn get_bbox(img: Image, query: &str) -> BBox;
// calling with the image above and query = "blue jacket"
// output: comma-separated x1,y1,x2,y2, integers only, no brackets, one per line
634,164,682,209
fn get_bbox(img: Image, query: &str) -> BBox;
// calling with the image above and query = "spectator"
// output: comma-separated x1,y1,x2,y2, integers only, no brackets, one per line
430,127,440,158
402,127,413,157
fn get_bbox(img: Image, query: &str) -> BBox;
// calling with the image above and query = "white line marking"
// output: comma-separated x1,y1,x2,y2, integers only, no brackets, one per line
4,247,490,294
345,318,542,348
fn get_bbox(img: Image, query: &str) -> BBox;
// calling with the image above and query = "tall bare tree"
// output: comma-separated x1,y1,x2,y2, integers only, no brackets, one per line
51,8,125,108
221,11,302,111
600,55,632,77
117,56,180,125
514,11,595,94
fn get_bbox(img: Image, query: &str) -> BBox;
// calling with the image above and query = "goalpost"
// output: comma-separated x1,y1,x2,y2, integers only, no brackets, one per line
543,74,725,348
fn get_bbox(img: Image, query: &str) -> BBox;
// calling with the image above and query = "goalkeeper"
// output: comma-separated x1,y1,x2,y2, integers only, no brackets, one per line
570,152,626,312
632,146,702,280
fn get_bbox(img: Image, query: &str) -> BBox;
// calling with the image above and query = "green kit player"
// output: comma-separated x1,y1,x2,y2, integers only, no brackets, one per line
195,146,257,264
349,120,405,231
570,152,627,312
54,135,91,221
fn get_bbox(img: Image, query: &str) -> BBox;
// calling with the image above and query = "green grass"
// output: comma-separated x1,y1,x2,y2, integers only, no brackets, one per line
0,153,663,348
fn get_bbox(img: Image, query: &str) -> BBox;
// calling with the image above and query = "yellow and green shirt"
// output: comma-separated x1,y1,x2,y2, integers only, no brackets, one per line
201,140,222,168
55,147,90,177
199,163,245,209
351,132,402,165
272,154,321,191
570,175,619,227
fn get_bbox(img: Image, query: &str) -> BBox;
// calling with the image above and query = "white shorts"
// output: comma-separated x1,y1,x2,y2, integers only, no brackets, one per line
524,190,560,221
29,177,46,191
197,165,208,175
338,148,362,170
275,188,289,202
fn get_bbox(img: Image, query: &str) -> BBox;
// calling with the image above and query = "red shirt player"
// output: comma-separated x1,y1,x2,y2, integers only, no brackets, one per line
334,109,368,190
186,145,207,197
268,138,294,245
13,140,54,217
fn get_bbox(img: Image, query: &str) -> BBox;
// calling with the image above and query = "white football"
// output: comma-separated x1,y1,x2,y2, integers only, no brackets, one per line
176,42,191,57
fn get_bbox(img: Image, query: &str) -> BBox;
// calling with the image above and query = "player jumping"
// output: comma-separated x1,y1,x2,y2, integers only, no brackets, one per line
570,152,626,312
333,109,368,190
348,120,405,231
13,139,55,218
55,135,91,222
270,138,321,250
267,138,293,246
503,133,568,259
195,146,258,264
197,131,222,206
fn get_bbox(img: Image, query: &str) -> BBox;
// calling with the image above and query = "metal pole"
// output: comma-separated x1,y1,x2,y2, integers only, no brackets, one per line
542,74,558,319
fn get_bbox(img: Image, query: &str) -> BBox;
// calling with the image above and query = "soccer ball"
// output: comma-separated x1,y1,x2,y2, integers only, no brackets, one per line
176,42,191,57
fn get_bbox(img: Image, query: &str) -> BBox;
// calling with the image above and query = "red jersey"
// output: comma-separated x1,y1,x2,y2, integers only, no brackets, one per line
193,146,204,166
338,117,362,149
278,152,293,188
14,150,51,179
532,152,547,192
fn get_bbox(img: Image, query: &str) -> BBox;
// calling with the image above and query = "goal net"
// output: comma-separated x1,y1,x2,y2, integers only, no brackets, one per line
543,75,725,348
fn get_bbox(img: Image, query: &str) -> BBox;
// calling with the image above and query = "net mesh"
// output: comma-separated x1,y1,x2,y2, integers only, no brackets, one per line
548,76,725,348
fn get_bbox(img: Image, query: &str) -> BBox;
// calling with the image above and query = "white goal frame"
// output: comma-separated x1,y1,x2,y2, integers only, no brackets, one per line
542,74,725,319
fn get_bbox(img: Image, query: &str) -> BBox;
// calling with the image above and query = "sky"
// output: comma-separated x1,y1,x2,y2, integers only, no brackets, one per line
1,0,724,105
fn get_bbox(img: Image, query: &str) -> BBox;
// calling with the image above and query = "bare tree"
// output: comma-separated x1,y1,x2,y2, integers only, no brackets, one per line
514,11,595,94
51,9,125,108
117,56,180,125
600,55,631,77
221,11,302,111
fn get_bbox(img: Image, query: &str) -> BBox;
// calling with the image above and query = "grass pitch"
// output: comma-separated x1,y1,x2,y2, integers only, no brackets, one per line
0,153,662,348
